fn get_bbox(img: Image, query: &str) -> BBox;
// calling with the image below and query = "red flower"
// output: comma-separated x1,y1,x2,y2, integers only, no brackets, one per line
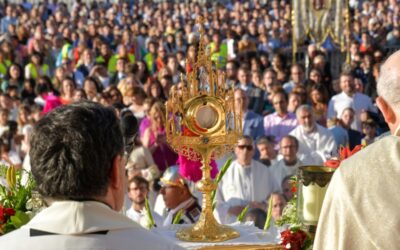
4,208,15,217
280,229,308,250
324,159,341,169
291,185,297,194
0,206,15,224
325,144,364,169
339,146,350,160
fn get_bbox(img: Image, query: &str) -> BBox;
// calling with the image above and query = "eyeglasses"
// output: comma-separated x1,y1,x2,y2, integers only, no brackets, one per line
237,144,253,151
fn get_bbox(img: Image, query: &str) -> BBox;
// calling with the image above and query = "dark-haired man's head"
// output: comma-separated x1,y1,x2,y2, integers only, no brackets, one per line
30,101,125,211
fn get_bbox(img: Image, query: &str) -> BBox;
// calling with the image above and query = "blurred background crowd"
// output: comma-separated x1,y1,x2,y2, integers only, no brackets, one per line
0,0,397,230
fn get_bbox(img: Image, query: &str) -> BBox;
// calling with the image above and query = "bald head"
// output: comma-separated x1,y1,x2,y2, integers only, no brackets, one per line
377,51,400,106
376,50,400,134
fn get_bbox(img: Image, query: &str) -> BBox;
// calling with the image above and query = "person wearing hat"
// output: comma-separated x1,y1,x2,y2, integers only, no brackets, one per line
159,166,201,227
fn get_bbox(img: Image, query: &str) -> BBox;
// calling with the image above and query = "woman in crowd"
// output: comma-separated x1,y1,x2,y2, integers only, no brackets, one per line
126,86,148,121
141,102,177,172
83,76,101,101
147,80,166,103
309,83,329,127
2,63,24,92
59,76,76,105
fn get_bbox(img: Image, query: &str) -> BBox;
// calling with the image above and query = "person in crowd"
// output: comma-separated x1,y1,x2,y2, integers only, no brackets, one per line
126,176,163,227
287,92,302,113
141,101,177,172
2,63,24,93
256,135,277,167
24,52,49,81
309,83,329,127
59,76,76,105
340,107,363,149
159,166,201,226
281,175,295,201
234,88,264,141
270,135,302,184
215,136,280,224
109,57,127,85
264,91,298,148
283,64,306,94
361,119,378,146
125,86,147,120
290,105,337,164
244,208,267,230
268,192,287,221
328,73,377,131
327,118,349,148
0,101,183,249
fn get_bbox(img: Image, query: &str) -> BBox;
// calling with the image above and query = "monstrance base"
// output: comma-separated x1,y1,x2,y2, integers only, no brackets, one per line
176,220,240,242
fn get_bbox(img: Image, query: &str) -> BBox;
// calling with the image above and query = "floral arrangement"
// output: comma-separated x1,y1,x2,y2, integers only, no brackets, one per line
0,165,41,235
276,176,301,228
274,176,311,250
279,227,313,250
324,145,363,169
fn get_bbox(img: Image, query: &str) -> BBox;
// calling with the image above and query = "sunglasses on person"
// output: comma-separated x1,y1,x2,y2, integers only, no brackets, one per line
237,144,253,151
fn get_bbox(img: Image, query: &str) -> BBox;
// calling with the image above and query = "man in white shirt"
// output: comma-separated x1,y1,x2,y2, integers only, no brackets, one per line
270,135,303,185
126,176,163,227
0,102,183,250
159,166,201,226
215,136,280,224
328,73,377,131
290,105,337,164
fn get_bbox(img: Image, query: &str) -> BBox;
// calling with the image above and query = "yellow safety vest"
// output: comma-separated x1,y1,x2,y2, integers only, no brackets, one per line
27,63,49,80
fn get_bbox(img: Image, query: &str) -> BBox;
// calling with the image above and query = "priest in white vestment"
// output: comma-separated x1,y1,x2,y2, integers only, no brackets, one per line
215,136,280,224
270,135,303,185
314,50,400,249
290,105,337,165
0,102,183,250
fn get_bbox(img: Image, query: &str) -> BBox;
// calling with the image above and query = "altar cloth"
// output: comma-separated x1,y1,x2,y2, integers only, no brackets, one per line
151,222,282,250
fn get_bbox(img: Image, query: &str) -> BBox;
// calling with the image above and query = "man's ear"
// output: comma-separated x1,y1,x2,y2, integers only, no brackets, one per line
110,155,123,189
376,96,396,125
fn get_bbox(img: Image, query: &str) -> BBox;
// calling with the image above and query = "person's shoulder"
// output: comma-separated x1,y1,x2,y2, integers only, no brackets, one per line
246,110,262,119
316,123,332,134
264,111,276,120
116,227,184,248
355,92,373,101
289,125,300,135
253,159,272,172
330,92,343,101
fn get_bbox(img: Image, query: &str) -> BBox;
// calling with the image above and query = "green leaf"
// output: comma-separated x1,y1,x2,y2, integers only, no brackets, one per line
172,209,184,224
10,211,30,229
237,205,249,222
211,157,233,207
264,195,273,231
144,198,155,228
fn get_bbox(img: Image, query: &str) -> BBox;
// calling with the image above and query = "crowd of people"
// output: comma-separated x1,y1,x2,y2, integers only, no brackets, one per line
0,0,397,233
